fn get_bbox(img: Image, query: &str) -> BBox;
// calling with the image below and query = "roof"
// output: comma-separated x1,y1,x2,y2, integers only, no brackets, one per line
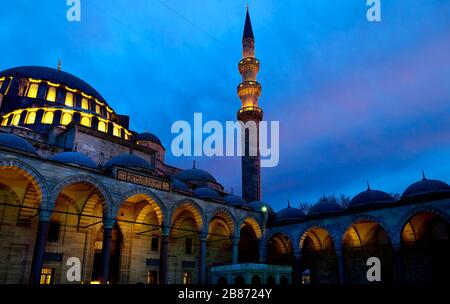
174,167,217,184
349,189,394,208
308,198,343,216
402,177,450,198
104,153,152,170
243,9,254,40
224,194,246,206
0,132,36,154
136,132,162,145
50,152,97,168
275,206,305,223
194,187,221,200
249,201,273,213
0,66,106,103
171,179,189,191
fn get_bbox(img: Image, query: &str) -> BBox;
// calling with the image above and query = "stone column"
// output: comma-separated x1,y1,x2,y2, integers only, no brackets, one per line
232,237,239,264
159,226,170,284
393,244,404,284
337,249,346,285
293,251,302,285
100,218,115,284
199,232,207,284
30,209,51,284
258,239,267,263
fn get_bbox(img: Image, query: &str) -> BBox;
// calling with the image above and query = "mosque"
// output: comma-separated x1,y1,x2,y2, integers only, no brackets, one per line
0,10,448,285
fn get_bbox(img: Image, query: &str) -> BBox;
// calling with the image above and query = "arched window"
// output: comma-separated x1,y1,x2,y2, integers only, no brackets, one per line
60,112,72,125
113,125,121,137
12,114,21,126
98,120,107,133
80,115,91,127
46,86,57,102
81,97,89,110
27,83,39,98
65,92,74,107
1,117,8,126
25,111,36,124
42,111,54,124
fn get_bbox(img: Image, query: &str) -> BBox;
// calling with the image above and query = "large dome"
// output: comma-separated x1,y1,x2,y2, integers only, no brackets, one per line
136,132,162,145
349,188,394,208
174,167,217,184
402,177,450,198
171,179,190,192
274,204,305,223
0,132,36,154
224,194,246,206
308,198,343,216
104,153,152,170
50,151,97,168
194,187,222,200
0,66,106,102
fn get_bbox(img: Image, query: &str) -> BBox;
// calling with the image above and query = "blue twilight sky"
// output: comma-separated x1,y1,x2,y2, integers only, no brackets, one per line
1,0,450,211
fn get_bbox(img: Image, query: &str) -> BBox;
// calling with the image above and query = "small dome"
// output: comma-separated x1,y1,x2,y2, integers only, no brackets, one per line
194,187,221,200
104,153,152,170
402,177,450,198
172,179,189,191
174,168,217,184
136,132,162,145
349,188,394,208
308,198,343,216
50,152,97,168
275,205,305,223
248,201,273,213
224,194,246,206
0,133,36,154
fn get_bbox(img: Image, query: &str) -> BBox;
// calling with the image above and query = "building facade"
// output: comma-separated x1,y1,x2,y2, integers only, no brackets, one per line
0,10,449,285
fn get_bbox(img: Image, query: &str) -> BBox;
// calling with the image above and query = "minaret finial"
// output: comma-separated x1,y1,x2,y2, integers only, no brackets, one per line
57,59,61,71
287,200,291,208
367,181,371,191
193,160,196,169
422,169,426,180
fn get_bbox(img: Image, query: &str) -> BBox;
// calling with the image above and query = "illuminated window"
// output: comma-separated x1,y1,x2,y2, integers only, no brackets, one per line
113,125,121,137
81,98,89,110
40,268,55,285
25,111,36,124
27,83,39,98
98,120,107,132
183,272,192,285
42,111,54,124
1,117,8,126
65,92,74,107
95,104,101,114
147,271,158,284
12,114,21,126
106,112,111,120
0,80,3,89
124,132,130,140
80,115,91,127
46,86,57,102
60,112,72,125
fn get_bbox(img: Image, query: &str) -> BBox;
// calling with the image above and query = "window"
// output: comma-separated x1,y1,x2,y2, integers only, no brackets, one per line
47,221,60,242
0,79,4,89
81,98,89,110
42,111,54,124
113,125,121,137
1,117,8,126
46,86,57,102
27,83,39,98
98,120,107,133
151,237,159,251
40,268,55,284
185,238,193,254
80,115,91,127
95,104,101,114
25,111,36,124
12,114,21,126
147,271,158,284
60,112,72,125
183,272,192,285
65,91,74,107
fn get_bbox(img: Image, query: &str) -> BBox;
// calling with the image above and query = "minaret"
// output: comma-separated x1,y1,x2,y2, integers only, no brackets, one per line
237,8,262,202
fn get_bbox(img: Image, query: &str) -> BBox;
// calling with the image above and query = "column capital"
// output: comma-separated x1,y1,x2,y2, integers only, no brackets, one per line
39,208,52,222
161,225,170,237
103,217,116,229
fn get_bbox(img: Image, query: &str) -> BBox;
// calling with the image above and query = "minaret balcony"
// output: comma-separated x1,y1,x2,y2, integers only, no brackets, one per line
237,81,261,98
238,57,260,74
237,106,263,121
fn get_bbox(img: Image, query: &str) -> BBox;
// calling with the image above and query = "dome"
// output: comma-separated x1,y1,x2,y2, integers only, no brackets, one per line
248,201,274,213
275,205,305,223
194,187,222,200
104,153,152,170
0,133,36,154
224,194,246,206
308,198,343,216
174,168,217,184
0,66,106,102
50,152,97,168
136,132,162,145
349,188,394,208
172,179,189,191
402,177,450,198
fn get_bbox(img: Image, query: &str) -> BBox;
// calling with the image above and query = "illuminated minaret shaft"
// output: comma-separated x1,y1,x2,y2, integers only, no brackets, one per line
237,8,263,202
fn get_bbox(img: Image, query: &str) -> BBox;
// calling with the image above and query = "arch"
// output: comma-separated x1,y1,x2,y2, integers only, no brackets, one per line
239,216,262,239
208,207,236,237
298,225,336,252
265,231,295,266
339,215,394,248
234,275,245,285
251,275,261,285
264,230,295,250
118,187,168,227
170,199,205,231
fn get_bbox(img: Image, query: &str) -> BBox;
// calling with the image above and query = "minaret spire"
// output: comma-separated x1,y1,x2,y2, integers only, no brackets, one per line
237,8,263,202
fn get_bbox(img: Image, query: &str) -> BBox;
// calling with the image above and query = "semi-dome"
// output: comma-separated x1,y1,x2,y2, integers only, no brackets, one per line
308,198,343,216
274,204,305,223
172,179,189,191
0,132,36,154
349,188,394,208
248,201,274,213
136,132,162,145
174,167,217,184
194,187,222,200
104,153,152,170
0,66,106,102
402,177,450,198
224,194,246,206
50,151,97,168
